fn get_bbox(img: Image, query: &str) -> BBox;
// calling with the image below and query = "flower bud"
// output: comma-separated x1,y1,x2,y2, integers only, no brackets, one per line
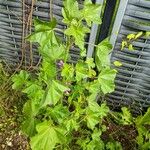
64,89,71,95
57,60,64,68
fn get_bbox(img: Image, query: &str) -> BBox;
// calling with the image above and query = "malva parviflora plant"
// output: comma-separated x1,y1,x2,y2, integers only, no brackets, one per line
11,0,122,149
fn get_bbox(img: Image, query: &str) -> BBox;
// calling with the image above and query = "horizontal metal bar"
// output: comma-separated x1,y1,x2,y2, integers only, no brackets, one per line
129,0,150,8
125,9,150,20
122,19,150,31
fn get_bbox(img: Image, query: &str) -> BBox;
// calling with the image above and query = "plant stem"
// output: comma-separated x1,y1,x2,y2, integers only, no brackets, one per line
64,36,72,63
50,0,53,20
84,41,98,47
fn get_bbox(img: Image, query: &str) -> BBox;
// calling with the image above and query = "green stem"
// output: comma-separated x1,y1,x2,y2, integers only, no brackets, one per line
64,36,72,63
84,41,98,47
49,0,53,20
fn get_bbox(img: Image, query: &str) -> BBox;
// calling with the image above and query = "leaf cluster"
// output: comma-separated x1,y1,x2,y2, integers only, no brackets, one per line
11,0,119,149
111,107,150,150
121,31,150,50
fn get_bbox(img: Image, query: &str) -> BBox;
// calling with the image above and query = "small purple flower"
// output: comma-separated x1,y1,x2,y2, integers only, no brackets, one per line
57,60,64,68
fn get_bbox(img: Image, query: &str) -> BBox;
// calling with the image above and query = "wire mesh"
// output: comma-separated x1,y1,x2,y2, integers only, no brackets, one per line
108,0,150,113
0,0,84,69
0,0,150,113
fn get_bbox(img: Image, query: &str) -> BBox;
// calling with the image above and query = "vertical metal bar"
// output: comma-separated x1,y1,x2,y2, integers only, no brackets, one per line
109,0,128,48
86,0,104,58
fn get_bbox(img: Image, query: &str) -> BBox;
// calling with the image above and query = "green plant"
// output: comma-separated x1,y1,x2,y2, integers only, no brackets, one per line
12,0,120,149
111,106,150,150
135,108,150,150
121,31,150,50
0,63,30,149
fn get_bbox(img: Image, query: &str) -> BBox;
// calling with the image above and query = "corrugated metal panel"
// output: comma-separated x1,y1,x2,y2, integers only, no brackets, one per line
0,0,22,65
108,0,150,113
0,0,85,67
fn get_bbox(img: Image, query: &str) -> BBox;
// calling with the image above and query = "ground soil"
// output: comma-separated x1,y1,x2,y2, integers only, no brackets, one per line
102,119,138,150
0,84,30,150
0,108,138,150
0,74,138,150
0,105,29,150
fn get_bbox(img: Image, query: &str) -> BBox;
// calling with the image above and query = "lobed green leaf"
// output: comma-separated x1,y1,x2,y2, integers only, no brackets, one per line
30,121,66,150
12,70,29,90
98,67,117,94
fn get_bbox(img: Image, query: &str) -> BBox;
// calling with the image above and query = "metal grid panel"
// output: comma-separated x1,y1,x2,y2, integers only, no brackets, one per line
0,0,84,67
108,0,150,113
0,0,22,65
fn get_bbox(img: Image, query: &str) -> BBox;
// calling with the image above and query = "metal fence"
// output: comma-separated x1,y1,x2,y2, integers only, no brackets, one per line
0,0,150,113
108,0,150,113
0,0,87,67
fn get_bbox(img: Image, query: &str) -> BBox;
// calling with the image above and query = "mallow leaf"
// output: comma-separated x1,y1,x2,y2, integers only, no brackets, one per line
34,18,57,31
22,83,44,100
38,32,66,60
12,70,29,90
65,118,79,131
95,38,112,70
87,93,98,102
64,23,90,50
98,67,117,94
127,33,135,40
22,100,40,137
136,108,150,125
61,63,74,81
43,80,69,106
86,102,109,130
135,32,143,39
88,101,109,119
98,103,110,118
87,139,104,150
28,18,65,60
62,0,81,24
47,104,69,124
22,116,38,137
106,141,122,150
146,31,150,37
75,61,88,82
39,60,56,82
85,58,95,69
86,108,100,130
27,18,57,45
48,44,65,60
81,0,102,26
113,61,122,67
120,107,133,125
88,81,101,94
30,121,66,150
